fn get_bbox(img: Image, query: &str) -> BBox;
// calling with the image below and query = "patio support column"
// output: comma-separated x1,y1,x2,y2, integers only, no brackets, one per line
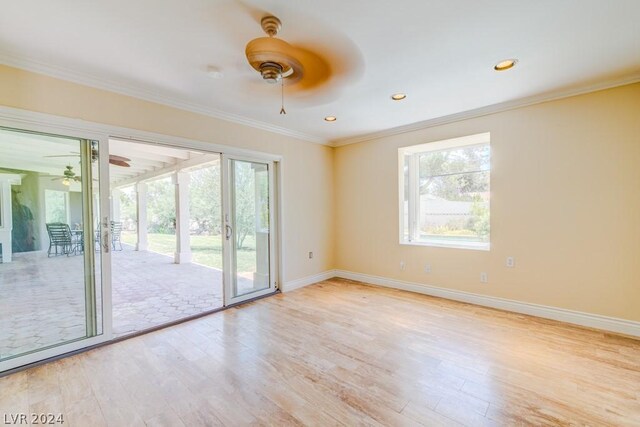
136,182,148,251
111,189,121,222
173,171,191,264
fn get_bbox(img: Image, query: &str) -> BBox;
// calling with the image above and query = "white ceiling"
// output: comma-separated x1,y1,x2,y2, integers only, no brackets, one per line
0,0,639,145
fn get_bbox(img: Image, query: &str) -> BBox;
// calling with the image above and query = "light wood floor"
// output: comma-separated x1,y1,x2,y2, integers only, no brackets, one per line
1,278,639,426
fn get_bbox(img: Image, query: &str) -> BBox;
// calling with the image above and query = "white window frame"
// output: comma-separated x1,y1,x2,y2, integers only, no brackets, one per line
398,132,491,251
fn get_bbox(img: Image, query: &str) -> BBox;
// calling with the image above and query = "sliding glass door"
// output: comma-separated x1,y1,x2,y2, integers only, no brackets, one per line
223,156,276,305
0,127,107,372
107,139,225,336
0,124,279,373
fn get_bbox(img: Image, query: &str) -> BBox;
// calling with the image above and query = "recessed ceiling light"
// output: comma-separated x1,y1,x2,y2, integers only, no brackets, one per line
324,116,337,122
494,59,517,71
391,93,407,101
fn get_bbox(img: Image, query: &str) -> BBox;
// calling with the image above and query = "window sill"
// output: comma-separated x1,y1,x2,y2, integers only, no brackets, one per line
400,239,490,251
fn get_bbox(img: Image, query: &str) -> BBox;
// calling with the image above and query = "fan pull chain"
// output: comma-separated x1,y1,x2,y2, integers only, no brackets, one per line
279,75,286,115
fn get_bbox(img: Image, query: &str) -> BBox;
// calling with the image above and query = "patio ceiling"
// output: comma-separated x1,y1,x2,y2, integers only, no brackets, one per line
0,128,82,176
0,129,216,187
108,138,215,188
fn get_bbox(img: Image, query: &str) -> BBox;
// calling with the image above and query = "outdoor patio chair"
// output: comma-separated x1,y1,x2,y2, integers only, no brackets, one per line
71,228,84,254
46,223,81,257
94,221,124,251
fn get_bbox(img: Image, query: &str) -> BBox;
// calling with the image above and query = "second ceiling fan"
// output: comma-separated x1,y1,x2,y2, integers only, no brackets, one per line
44,151,131,167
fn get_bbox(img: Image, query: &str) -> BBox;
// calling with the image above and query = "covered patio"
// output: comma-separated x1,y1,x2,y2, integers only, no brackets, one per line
107,139,229,335
1,134,265,363
111,244,223,336
0,244,223,359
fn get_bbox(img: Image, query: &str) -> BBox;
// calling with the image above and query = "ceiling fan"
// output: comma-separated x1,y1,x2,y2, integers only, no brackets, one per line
44,150,131,167
241,14,363,112
244,16,298,114
245,16,302,86
51,165,81,186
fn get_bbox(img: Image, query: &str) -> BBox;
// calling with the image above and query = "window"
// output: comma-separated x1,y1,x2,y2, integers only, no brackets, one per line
44,190,69,224
399,133,490,250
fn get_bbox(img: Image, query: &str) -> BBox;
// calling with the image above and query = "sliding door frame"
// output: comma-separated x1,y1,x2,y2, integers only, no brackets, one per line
0,125,113,373
0,106,283,373
222,154,278,306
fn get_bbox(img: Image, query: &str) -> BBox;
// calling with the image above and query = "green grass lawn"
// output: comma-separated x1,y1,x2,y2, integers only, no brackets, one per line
121,232,257,272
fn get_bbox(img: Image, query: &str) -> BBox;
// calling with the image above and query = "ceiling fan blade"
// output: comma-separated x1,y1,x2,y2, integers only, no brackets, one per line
109,154,131,162
43,154,80,158
109,159,131,167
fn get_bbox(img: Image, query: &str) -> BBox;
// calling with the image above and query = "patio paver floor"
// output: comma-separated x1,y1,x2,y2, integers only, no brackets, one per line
0,245,222,360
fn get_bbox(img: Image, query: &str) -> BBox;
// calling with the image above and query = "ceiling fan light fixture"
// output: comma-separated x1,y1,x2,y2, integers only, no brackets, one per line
245,15,304,114
494,59,518,71
62,177,71,186
245,36,299,79
260,62,284,83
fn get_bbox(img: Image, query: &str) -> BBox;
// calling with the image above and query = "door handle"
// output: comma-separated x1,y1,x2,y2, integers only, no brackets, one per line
103,230,110,253
225,224,233,240
102,216,110,253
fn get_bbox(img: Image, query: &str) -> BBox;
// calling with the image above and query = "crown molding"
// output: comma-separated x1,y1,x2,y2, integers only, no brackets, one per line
3,52,638,149
330,73,640,147
0,52,329,146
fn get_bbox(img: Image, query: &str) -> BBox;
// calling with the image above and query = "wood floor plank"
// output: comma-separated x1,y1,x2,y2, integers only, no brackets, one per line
1,278,639,426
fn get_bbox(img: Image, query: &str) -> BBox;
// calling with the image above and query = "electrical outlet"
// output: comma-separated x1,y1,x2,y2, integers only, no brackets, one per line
308,251,313,259
424,264,431,273
480,272,488,283
400,261,405,271
506,256,515,268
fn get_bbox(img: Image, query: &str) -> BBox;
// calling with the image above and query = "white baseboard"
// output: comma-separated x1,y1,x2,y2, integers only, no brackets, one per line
280,269,640,337
333,270,640,338
281,270,337,292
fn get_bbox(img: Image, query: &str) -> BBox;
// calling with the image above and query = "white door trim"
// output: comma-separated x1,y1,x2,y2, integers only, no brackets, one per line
0,335,112,372
222,155,277,306
97,136,113,342
0,106,284,162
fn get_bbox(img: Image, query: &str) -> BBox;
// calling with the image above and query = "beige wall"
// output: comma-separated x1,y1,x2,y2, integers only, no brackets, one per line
0,65,334,283
335,83,640,322
2,64,639,322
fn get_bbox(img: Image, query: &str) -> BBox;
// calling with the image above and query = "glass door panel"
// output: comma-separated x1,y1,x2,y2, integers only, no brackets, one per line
107,139,224,337
0,127,103,371
223,157,275,304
